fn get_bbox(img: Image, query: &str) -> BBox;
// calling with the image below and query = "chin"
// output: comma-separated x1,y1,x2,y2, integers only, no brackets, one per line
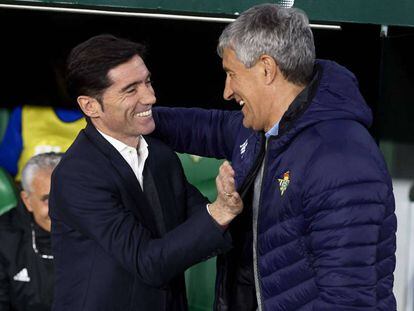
43,221,52,232
242,118,253,130
140,122,156,135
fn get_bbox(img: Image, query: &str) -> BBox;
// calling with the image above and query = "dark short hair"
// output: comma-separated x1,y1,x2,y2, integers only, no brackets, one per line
66,34,146,102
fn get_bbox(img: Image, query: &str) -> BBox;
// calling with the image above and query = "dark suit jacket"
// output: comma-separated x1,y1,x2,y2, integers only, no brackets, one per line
49,123,232,311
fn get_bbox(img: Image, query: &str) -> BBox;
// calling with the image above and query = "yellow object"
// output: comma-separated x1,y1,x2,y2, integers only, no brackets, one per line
16,106,86,180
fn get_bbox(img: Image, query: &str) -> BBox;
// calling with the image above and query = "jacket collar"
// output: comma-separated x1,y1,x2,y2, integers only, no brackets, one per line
84,122,141,188
277,62,321,138
267,60,372,152
83,122,166,237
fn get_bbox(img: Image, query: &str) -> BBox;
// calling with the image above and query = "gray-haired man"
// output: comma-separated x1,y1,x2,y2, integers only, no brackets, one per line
0,152,62,311
154,3,396,310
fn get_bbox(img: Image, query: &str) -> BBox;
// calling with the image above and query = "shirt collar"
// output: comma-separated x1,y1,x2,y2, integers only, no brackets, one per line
137,135,148,156
97,129,147,153
265,122,279,139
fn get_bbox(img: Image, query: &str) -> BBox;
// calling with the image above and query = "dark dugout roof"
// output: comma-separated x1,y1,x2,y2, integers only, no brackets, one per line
0,0,413,27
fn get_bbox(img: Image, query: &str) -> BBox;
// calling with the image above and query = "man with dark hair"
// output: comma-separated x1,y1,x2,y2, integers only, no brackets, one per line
0,152,62,311
153,4,396,311
49,34,243,311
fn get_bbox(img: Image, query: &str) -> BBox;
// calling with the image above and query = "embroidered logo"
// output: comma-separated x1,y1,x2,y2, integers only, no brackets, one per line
277,171,290,196
239,139,248,158
13,268,30,282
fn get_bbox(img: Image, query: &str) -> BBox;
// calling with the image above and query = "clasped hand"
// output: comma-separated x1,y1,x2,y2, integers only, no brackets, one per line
208,161,243,226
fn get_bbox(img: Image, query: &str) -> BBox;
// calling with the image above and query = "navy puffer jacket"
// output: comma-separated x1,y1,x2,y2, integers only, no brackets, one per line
154,60,396,310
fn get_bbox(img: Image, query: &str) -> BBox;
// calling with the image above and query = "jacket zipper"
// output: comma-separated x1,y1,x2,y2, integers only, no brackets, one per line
253,138,268,311
255,132,284,311
216,133,266,311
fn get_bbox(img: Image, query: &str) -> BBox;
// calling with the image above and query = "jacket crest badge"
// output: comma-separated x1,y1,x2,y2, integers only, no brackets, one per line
278,171,290,196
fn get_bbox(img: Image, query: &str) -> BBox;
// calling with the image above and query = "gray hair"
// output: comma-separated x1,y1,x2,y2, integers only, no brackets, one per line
21,152,63,192
217,3,315,85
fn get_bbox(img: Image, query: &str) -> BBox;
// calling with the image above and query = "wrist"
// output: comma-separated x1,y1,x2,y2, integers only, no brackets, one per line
207,202,234,227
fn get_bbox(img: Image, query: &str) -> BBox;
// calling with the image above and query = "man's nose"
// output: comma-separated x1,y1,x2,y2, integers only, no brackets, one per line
141,85,157,105
223,76,233,101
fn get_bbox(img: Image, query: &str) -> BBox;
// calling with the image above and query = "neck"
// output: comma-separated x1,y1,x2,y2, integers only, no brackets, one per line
93,121,139,148
33,220,51,234
265,81,306,132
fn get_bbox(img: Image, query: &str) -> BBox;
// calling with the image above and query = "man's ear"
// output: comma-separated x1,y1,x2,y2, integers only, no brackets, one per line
20,191,33,212
77,96,101,118
260,54,278,85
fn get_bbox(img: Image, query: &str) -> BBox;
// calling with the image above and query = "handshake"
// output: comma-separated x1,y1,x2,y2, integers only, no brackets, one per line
208,161,244,226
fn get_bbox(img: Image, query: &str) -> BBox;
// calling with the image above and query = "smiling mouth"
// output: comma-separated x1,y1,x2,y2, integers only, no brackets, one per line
239,100,245,106
136,110,152,117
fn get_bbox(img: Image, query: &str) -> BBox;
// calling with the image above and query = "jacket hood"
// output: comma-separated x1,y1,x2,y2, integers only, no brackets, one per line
278,60,372,143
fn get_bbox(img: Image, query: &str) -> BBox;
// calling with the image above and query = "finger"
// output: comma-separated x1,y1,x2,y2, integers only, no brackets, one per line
228,193,243,213
216,178,234,200
219,173,235,195
217,167,230,191
217,163,238,199
224,176,236,193
216,175,233,199
219,161,235,178
218,166,235,189
230,192,242,203
215,174,225,193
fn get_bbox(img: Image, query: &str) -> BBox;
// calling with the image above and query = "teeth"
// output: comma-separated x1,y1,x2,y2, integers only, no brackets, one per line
239,100,245,106
136,110,152,117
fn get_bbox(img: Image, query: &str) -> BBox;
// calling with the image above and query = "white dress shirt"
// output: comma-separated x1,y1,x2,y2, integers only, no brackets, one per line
97,130,149,189
98,129,215,224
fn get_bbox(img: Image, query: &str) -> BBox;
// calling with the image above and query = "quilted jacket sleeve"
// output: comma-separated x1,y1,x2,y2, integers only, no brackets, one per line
152,107,243,160
302,142,396,310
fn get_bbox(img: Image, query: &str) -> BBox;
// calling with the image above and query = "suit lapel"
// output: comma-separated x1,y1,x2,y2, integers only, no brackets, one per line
144,137,179,234
142,166,166,236
83,123,159,233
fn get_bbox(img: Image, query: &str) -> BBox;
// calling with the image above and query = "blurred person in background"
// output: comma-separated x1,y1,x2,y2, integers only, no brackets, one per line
0,152,62,311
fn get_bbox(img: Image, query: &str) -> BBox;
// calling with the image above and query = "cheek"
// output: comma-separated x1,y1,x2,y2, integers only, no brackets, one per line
231,80,241,93
40,203,50,217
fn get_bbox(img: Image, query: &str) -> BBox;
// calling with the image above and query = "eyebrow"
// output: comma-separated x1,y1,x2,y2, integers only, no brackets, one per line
222,65,233,73
120,72,152,93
